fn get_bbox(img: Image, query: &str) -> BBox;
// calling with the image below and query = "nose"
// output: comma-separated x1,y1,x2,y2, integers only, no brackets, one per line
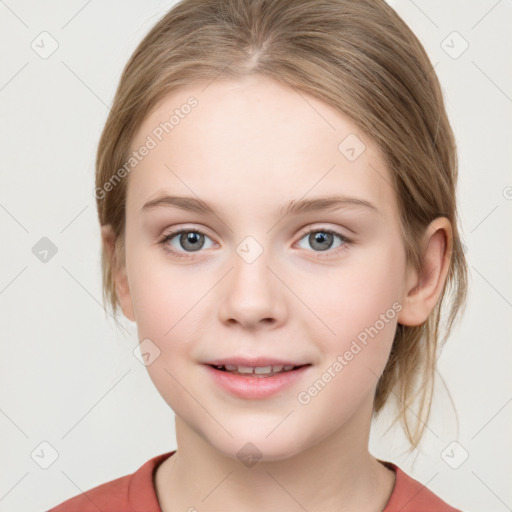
218,249,287,330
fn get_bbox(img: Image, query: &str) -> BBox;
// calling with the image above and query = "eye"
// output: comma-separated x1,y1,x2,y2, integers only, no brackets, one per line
296,227,351,256
158,227,215,259
158,226,352,260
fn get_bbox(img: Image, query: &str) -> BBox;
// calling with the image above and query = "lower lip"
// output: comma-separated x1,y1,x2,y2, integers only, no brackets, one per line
204,364,311,399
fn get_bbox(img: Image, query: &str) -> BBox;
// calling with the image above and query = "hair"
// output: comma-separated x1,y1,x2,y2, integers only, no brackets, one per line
95,0,468,450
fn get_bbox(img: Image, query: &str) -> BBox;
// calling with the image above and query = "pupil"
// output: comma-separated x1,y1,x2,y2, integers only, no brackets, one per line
181,231,203,251
311,231,332,251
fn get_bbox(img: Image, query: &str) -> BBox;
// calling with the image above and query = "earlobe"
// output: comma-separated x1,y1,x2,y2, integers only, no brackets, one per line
100,225,136,323
397,218,452,327
115,265,136,322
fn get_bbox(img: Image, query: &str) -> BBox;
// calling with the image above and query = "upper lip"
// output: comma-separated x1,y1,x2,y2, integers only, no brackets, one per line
204,357,311,367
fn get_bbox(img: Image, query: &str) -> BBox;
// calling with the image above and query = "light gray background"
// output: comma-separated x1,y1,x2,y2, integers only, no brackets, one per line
0,1,511,511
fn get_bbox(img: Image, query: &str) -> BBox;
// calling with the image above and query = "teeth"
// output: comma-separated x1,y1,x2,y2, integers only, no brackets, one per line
254,366,273,374
217,364,298,375
238,365,257,374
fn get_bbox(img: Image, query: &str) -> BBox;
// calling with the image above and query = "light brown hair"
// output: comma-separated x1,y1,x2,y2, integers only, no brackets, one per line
95,0,468,449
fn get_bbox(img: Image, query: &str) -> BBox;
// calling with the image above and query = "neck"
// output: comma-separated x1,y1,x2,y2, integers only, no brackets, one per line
156,400,395,512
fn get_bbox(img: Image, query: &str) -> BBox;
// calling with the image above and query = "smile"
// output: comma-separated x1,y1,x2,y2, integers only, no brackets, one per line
210,364,306,377
204,363,312,399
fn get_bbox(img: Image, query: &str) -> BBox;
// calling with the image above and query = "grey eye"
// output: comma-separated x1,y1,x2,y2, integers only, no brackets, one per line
297,230,346,252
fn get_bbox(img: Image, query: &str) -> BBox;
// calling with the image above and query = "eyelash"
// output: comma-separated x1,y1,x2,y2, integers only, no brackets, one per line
158,226,352,260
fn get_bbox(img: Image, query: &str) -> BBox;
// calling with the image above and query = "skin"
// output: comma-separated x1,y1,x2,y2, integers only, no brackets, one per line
101,74,452,511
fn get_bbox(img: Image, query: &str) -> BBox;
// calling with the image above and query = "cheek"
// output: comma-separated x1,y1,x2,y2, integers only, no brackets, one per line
304,240,406,382
312,236,404,317
295,278,402,429
125,251,209,410
126,240,207,335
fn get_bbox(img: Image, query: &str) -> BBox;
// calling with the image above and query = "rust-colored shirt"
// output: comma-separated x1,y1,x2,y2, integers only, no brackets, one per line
48,451,462,511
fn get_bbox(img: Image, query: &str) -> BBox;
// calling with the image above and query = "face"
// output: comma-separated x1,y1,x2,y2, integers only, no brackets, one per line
116,75,414,461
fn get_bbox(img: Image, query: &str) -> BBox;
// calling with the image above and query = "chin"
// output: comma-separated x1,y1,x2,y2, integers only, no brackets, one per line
206,428,310,464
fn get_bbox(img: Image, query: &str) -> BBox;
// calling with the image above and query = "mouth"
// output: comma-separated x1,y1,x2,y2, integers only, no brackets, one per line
203,362,313,399
206,363,311,377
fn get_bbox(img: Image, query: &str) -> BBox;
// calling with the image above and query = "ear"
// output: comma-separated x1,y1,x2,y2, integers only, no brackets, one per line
101,225,136,322
397,217,452,327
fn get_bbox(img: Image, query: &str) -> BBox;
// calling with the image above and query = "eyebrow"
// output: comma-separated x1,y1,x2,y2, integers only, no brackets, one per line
140,194,379,219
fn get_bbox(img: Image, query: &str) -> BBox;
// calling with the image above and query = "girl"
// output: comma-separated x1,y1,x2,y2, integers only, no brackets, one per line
50,0,468,510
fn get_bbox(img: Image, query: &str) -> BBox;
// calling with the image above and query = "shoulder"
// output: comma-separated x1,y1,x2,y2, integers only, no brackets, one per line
382,461,462,512
47,451,176,512
48,473,131,512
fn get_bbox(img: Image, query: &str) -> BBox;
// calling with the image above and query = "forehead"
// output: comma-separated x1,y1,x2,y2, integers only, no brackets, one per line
126,75,397,221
